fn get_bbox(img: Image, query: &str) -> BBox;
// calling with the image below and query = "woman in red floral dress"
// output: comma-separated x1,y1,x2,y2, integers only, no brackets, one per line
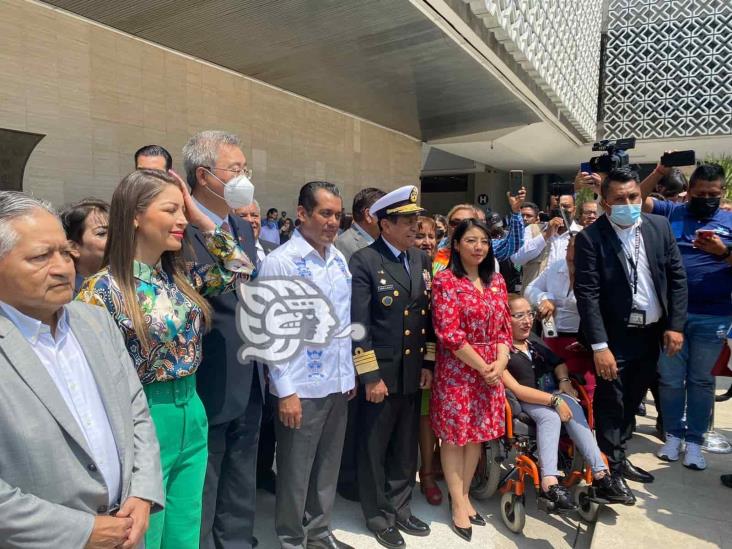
431,219,512,541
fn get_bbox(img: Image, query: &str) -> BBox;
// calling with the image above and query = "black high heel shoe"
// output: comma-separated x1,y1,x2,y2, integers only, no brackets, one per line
448,494,474,541
469,512,486,526
451,521,472,542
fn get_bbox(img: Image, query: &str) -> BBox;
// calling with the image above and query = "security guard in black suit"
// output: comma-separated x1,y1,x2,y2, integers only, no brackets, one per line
349,185,435,549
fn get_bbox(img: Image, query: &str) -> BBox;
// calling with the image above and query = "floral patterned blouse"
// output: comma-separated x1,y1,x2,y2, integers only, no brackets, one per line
77,227,254,384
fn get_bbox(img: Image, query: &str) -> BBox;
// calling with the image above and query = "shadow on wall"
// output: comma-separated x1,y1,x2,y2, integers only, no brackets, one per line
0,128,45,191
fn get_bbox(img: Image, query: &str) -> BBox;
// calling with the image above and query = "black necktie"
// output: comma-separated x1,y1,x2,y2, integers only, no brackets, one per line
398,251,410,276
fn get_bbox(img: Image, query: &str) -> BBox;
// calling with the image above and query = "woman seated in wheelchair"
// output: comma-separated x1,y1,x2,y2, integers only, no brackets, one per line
502,295,632,509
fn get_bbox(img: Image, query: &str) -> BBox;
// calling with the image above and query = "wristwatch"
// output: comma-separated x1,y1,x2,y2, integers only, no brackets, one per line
720,244,732,259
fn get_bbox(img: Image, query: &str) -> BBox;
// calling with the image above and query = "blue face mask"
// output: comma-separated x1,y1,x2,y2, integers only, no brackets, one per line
608,203,641,226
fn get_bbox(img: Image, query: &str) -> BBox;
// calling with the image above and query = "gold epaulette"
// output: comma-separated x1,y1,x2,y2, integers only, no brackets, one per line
424,342,436,361
353,347,379,375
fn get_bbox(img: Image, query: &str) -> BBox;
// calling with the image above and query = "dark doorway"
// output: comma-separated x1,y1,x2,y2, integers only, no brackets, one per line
0,128,45,191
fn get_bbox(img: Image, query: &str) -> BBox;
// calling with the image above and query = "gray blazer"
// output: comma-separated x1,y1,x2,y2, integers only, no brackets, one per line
335,225,372,263
0,301,164,549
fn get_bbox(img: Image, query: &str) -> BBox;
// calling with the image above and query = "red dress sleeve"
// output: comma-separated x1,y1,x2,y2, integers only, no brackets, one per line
431,271,468,352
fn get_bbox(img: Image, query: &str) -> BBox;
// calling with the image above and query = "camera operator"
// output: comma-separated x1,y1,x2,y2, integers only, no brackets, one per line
511,194,582,293
641,159,732,470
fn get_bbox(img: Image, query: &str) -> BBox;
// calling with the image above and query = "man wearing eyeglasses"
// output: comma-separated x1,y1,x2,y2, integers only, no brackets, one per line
182,130,262,549
578,201,599,227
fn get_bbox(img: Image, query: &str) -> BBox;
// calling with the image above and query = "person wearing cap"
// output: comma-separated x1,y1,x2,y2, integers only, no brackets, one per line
349,185,435,549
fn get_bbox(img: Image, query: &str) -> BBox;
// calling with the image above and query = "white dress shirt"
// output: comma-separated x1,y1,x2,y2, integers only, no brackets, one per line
511,222,583,267
192,197,226,227
382,236,410,274
255,239,266,266
0,302,122,506
591,217,663,351
259,230,356,398
525,260,580,333
611,218,662,324
511,224,547,266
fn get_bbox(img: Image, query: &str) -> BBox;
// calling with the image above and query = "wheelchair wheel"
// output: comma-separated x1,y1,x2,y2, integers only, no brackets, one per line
500,491,526,534
470,439,502,500
575,485,600,523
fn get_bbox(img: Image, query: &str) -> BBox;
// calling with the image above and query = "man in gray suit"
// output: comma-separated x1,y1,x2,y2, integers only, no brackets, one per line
0,192,163,549
334,187,385,263
333,187,385,501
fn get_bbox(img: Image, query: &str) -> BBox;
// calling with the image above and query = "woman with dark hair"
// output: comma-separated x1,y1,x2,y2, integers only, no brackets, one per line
60,198,110,291
431,219,511,541
279,217,294,243
414,215,442,505
434,214,448,244
77,169,254,549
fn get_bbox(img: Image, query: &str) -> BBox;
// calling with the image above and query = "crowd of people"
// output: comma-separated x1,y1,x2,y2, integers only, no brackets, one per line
0,129,730,549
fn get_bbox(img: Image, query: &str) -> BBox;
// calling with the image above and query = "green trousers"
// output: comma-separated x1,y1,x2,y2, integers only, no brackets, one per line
144,375,208,549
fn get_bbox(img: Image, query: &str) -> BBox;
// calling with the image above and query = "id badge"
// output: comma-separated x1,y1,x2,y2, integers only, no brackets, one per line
628,308,646,328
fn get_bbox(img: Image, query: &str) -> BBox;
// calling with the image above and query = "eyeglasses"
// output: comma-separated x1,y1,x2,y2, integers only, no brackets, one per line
449,217,475,228
510,311,536,321
205,165,253,179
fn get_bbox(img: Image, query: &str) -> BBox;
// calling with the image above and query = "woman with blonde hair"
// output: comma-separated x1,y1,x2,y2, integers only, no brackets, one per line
77,169,254,548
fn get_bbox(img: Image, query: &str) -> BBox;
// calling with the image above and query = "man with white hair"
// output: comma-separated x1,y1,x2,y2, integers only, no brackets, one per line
0,191,163,548
235,199,277,267
183,130,262,549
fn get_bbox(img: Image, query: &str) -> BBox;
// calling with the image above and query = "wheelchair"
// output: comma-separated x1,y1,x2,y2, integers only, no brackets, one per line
470,378,609,534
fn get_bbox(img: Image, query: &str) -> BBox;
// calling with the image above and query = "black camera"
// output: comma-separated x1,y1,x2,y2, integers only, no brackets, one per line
589,137,636,173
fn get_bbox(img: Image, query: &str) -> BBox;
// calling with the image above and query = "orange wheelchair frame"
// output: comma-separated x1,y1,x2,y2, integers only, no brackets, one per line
492,379,608,533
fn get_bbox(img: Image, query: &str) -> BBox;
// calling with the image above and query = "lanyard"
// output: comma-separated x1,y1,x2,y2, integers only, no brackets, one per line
621,227,641,295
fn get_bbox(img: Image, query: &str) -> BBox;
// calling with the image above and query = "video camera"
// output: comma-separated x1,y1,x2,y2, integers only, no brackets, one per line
589,137,636,173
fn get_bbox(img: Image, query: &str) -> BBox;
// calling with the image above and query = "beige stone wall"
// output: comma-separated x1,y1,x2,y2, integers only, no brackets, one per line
0,0,421,213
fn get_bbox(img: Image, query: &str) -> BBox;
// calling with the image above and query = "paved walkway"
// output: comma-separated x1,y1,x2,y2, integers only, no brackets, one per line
591,379,732,549
253,381,732,548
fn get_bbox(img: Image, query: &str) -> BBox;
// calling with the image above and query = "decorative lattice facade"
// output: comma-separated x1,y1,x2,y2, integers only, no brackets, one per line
604,0,732,140
464,0,603,141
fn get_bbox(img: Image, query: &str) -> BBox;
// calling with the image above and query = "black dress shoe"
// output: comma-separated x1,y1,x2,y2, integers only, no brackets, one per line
374,527,405,549
451,521,472,542
306,533,354,549
621,459,654,483
542,484,578,512
252,536,258,548
611,474,636,505
395,515,430,537
469,511,486,526
721,474,732,488
637,402,647,416
593,474,634,504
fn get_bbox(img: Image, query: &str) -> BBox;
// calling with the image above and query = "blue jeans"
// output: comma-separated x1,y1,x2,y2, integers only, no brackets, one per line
658,314,730,445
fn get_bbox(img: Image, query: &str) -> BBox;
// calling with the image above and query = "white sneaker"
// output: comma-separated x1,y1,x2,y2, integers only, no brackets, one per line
657,434,682,461
683,442,707,470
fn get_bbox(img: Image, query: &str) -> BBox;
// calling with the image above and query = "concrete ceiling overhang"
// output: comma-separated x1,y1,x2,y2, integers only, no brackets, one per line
40,0,545,141
431,122,732,178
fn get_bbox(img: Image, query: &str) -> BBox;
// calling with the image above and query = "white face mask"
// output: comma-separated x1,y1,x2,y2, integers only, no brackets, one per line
205,170,255,209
